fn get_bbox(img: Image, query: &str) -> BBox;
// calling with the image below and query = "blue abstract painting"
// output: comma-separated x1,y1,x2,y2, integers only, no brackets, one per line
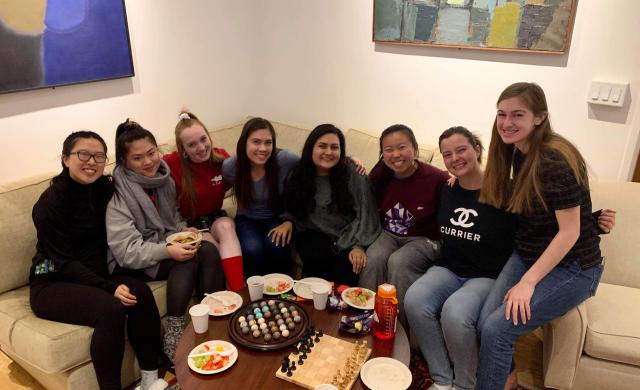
0,0,134,94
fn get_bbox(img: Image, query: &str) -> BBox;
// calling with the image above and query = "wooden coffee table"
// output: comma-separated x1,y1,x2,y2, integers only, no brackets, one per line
175,288,410,389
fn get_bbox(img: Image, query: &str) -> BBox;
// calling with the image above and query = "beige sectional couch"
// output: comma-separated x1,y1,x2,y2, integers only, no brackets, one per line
2,118,636,390
0,119,442,390
542,180,640,390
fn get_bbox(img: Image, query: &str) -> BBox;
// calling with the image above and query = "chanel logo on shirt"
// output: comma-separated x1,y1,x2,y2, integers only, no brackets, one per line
450,207,478,228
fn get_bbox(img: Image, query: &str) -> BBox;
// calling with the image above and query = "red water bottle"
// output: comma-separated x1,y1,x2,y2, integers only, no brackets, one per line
372,283,398,340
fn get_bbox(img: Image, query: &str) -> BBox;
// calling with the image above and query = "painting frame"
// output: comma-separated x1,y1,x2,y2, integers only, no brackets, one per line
373,0,578,54
0,0,135,94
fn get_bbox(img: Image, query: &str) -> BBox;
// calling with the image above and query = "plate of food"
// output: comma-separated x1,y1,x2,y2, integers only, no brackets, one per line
166,231,202,248
263,273,294,295
187,340,238,374
360,357,412,390
201,291,243,316
292,277,331,300
341,287,375,310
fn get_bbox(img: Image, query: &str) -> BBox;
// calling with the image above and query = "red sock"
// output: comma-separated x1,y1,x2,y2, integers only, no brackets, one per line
221,256,245,291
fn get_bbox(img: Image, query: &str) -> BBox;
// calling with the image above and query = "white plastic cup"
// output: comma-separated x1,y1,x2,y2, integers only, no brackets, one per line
314,384,338,390
312,283,331,310
189,304,210,334
247,275,265,301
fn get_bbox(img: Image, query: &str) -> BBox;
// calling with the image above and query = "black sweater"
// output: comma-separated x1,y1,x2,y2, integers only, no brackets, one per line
30,169,117,292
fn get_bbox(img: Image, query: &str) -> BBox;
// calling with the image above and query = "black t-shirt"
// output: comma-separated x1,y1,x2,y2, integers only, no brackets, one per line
437,182,517,278
513,150,601,268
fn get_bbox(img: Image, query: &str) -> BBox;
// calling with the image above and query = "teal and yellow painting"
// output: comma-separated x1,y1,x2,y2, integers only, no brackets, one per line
0,0,134,94
373,0,576,53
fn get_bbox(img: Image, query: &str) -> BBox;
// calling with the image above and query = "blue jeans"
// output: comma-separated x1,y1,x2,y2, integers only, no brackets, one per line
235,215,291,277
405,266,494,390
476,252,603,390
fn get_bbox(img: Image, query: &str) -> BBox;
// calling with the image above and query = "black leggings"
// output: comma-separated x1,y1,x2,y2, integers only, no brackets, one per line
154,241,225,316
295,229,358,286
30,276,161,390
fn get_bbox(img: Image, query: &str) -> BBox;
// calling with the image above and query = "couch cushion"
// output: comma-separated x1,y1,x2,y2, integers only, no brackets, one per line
0,174,54,295
0,286,92,373
584,283,640,366
590,180,640,289
0,281,168,374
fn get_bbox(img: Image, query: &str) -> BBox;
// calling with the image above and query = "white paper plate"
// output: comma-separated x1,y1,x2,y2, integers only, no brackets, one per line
187,340,238,375
341,287,375,310
360,357,412,390
201,291,243,316
292,277,331,300
262,273,294,295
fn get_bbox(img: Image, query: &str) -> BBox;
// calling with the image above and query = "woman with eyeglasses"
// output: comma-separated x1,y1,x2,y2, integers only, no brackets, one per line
106,119,225,364
284,124,381,285
29,131,169,390
163,111,244,291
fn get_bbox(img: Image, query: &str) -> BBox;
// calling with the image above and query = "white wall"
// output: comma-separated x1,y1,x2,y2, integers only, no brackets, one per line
0,0,257,184
251,0,640,181
1,0,639,184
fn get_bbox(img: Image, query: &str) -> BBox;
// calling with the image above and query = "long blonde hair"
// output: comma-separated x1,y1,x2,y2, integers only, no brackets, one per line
174,110,226,218
480,82,588,214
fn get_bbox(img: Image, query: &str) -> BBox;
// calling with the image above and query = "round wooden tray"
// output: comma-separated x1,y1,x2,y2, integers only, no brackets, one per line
228,299,310,351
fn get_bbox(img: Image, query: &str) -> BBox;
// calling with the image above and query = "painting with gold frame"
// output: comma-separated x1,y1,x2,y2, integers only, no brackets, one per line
373,0,577,53
0,0,134,94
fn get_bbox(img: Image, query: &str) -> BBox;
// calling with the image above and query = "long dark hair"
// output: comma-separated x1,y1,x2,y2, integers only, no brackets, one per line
285,124,355,219
370,124,418,203
115,119,158,167
234,117,281,210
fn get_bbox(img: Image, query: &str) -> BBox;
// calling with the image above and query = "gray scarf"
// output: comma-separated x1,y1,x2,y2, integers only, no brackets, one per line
112,160,180,243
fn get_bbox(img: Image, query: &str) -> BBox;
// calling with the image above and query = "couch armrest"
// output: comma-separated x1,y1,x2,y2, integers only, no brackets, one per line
542,302,588,390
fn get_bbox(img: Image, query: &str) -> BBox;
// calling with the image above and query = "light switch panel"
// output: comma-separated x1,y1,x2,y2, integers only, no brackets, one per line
587,81,629,107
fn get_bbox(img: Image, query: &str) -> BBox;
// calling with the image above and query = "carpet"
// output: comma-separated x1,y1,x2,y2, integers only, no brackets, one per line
407,328,546,390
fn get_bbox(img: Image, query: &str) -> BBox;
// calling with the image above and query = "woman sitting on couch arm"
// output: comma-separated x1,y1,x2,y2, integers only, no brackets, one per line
30,131,169,390
284,124,381,285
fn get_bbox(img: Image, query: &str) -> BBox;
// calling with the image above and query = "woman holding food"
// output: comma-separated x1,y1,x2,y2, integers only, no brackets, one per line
106,119,225,364
30,131,169,390
284,124,381,285
163,111,244,290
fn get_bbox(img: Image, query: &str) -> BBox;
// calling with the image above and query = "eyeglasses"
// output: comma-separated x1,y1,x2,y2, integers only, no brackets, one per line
70,150,108,164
